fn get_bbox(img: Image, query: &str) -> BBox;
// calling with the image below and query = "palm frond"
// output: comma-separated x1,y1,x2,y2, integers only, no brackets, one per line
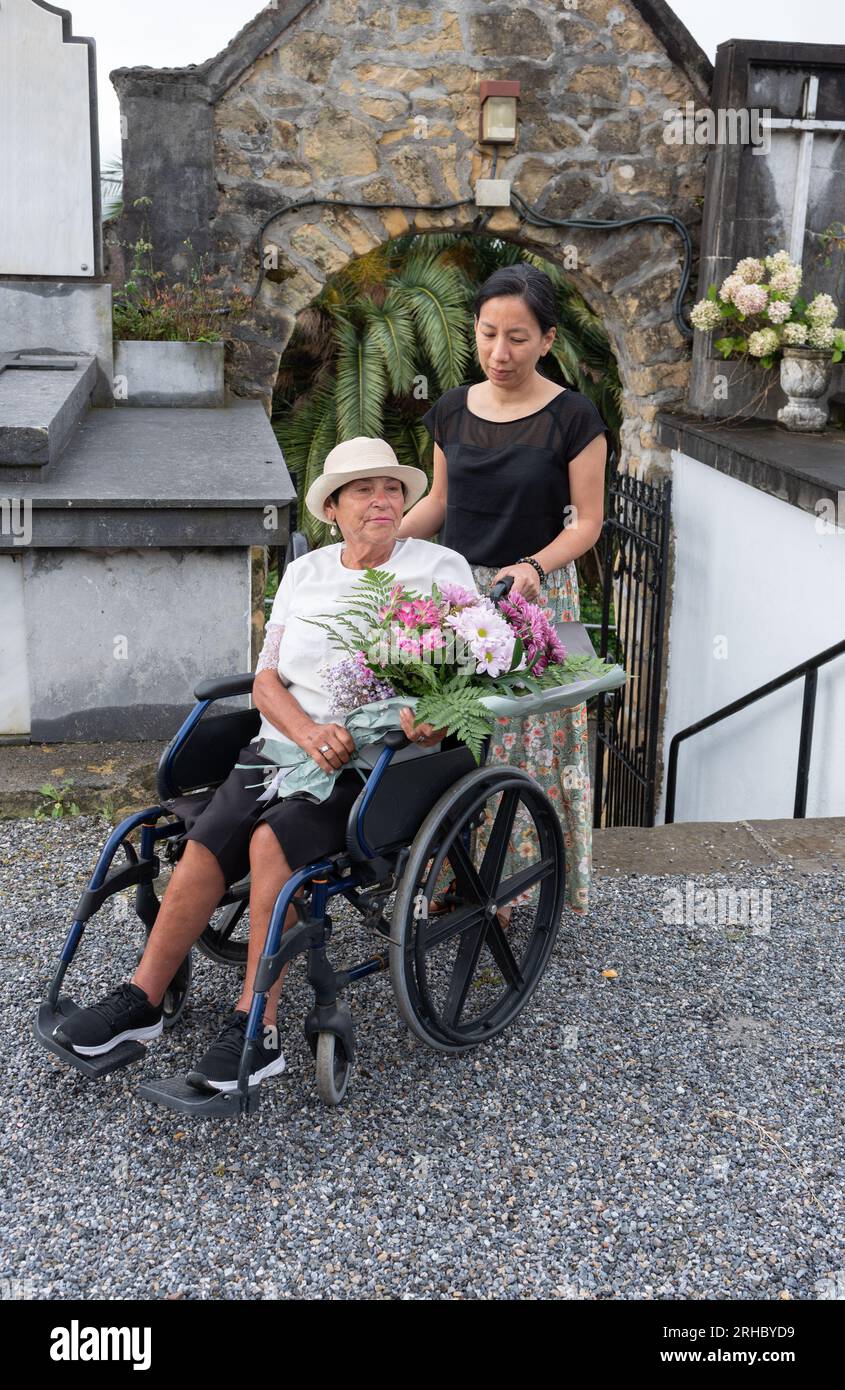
388,256,471,391
334,317,388,439
364,293,417,395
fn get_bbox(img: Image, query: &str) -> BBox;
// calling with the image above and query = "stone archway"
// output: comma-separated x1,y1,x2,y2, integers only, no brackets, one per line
112,0,712,478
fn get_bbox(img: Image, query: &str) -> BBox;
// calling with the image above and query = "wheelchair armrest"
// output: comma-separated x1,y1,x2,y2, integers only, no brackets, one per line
193,672,256,702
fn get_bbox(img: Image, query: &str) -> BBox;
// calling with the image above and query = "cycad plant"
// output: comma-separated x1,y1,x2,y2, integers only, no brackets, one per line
273,232,621,552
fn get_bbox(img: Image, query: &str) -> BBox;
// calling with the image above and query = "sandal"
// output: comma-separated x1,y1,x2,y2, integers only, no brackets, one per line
428,877,461,917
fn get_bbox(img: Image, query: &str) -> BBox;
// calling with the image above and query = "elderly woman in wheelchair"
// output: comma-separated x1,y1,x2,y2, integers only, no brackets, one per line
44,438,481,1097
37,435,597,1114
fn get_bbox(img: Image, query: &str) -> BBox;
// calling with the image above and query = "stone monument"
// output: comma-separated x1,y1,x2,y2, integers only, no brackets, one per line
0,0,294,742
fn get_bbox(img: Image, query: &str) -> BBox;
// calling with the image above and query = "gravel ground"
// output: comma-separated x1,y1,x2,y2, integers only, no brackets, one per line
1,814,843,1301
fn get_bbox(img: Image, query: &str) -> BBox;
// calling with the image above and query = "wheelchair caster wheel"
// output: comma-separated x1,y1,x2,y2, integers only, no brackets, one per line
315,1031,351,1107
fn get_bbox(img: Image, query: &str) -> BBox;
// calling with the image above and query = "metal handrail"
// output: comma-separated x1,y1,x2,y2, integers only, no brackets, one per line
664,636,845,823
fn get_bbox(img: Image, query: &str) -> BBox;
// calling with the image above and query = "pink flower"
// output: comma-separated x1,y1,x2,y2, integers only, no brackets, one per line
438,581,478,609
397,603,418,628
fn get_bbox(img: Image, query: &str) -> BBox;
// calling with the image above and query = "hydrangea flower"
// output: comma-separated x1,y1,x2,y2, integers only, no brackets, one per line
732,282,768,316
807,324,835,350
769,265,802,298
747,327,781,357
764,249,793,272
736,257,765,283
806,293,838,326
766,299,792,324
782,321,808,346
719,273,742,303
690,299,722,331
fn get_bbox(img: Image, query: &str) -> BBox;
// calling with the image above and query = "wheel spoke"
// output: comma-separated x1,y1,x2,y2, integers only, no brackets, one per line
445,832,486,906
421,900,487,951
442,921,489,1028
484,917,524,989
496,855,557,906
478,788,520,891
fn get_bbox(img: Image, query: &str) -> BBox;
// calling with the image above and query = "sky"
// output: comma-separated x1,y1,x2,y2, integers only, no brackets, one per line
57,0,845,167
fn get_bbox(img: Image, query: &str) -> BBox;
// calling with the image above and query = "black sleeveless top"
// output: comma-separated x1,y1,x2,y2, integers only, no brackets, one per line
421,383,607,568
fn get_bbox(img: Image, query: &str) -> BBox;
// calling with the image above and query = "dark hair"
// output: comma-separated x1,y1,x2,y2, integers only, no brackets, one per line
473,263,557,335
328,477,407,509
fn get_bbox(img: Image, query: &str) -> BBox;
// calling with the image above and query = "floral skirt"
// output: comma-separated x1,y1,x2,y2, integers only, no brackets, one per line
470,561,592,914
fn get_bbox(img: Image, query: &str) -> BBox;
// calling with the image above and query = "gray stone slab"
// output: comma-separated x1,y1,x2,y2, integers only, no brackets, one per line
114,340,225,407
0,397,296,547
593,817,845,876
656,411,845,518
0,353,96,468
22,546,253,741
0,281,114,405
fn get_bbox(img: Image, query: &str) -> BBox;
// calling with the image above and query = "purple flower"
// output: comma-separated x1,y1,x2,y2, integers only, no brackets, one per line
437,580,478,610
496,590,566,675
319,651,395,716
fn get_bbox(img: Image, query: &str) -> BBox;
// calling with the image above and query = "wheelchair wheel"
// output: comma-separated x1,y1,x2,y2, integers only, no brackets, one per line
390,766,565,1053
197,887,250,967
315,1032,351,1107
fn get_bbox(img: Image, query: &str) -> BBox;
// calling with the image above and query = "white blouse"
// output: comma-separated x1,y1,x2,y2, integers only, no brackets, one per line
252,538,478,745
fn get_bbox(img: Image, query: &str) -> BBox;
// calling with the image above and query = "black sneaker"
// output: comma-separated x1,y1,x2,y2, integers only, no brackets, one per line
53,982,163,1056
186,1010,285,1093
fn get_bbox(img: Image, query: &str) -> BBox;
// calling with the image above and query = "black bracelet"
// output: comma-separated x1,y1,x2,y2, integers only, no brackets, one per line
516,556,546,584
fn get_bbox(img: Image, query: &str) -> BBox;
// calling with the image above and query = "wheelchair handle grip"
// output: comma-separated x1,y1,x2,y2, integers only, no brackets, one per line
489,576,514,603
381,728,409,749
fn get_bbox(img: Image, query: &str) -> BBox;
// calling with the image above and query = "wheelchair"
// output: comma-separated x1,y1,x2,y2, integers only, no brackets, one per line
34,575,592,1118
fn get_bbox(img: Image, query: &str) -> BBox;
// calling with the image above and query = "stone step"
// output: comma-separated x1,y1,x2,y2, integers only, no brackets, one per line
0,350,97,476
1,739,843,876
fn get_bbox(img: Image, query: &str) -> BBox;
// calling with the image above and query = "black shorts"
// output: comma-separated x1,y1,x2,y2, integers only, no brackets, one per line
173,744,365,887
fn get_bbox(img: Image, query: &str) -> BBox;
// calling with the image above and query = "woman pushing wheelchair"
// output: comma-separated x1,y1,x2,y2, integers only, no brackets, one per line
52,438,479,1091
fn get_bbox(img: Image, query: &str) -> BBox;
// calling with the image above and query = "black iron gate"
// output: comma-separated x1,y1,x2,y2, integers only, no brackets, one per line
592,464,672,828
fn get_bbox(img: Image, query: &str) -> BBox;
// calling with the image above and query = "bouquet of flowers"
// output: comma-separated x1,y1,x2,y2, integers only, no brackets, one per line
689,250,845,369
309,570,610,765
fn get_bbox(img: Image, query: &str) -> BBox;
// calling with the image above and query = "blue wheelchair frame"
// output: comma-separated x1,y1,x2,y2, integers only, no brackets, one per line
36,668,485,1117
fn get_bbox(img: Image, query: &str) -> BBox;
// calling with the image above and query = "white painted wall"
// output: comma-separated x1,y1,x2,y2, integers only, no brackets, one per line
0,0,96,276
0,555,31,735
659,452,845,821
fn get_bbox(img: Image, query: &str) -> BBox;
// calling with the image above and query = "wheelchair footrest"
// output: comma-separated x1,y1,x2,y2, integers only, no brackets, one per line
34,998,147,1078
137,1075,260,1117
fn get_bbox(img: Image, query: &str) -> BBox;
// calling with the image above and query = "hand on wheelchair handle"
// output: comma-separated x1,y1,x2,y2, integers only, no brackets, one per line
491,567,539,601
489,575,514,603
399,706,447,748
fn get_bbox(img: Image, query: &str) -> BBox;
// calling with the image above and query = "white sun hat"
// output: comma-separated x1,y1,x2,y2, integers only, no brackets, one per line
304,437,428,522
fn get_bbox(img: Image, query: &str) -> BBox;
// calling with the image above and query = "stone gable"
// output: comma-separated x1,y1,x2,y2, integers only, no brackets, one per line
112,0,713,477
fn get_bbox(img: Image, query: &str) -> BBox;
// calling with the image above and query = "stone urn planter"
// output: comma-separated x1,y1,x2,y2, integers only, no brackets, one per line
777,347,833,432
113,340,225,407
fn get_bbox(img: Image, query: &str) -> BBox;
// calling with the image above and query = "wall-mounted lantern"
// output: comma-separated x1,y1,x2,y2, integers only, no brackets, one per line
478,80,521,144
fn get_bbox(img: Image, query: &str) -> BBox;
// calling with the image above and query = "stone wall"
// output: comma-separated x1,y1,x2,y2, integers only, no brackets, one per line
113,0,713,481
